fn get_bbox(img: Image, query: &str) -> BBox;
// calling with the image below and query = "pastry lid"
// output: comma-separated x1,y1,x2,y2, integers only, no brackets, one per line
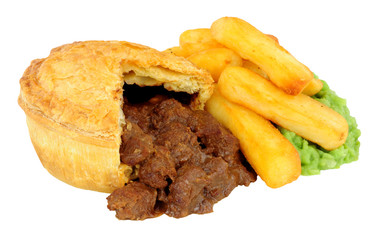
18,41,214,147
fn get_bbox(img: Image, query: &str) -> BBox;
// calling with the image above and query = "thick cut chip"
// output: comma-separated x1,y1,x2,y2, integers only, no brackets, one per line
243,59,323,96
179,28,223,56
165,29,224,58
211,17,314,95
188,48,242,81
242,60,269,80
217,66,348,150
164,46,190,58
205,89,301,188
301,77,323,96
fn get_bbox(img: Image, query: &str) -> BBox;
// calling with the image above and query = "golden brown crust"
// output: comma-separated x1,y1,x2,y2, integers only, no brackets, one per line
25,116,131,193
19,40,214,192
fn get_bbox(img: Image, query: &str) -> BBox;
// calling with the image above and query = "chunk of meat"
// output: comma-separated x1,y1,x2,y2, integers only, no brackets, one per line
166,164,210,218
120,122,153,166
138,146,177,189
154,122,202,167
123,101,156,132
150,98,192,129
107,182,161,220
189,111,242,164
202,157,239,201
165,157,255,218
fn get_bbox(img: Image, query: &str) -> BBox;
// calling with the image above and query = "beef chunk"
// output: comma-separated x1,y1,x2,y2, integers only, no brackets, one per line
138,146,177,189
120,122,153,166
150,98,192,129
166,164,210,218
154,121,202,167
202,157,239,201
189,110,242,164
165,157,255,218
107,182,161,220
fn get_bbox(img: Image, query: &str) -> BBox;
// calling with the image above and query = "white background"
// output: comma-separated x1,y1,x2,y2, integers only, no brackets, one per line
1,0,377,239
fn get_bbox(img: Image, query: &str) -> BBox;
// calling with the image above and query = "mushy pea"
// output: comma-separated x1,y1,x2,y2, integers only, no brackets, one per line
279,75,361,175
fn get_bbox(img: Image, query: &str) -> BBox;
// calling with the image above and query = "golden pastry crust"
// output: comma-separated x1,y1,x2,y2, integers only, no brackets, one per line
18,41,214,193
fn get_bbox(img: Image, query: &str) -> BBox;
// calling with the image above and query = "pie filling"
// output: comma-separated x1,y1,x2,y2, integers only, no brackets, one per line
107,84,256,220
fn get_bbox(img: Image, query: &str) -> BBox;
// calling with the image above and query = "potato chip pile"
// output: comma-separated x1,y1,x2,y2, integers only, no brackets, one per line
165,17,348,188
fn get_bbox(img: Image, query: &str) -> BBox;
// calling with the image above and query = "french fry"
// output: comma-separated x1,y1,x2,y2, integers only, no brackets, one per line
188,48,243,81
163,46,191,57
243,59,323,96
179,28,223,56
266,34,279,44
242,60,270,80
265,32,322,95
211,17,314,95
302,77,324,96
217,66,348,150
205,88,301,188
